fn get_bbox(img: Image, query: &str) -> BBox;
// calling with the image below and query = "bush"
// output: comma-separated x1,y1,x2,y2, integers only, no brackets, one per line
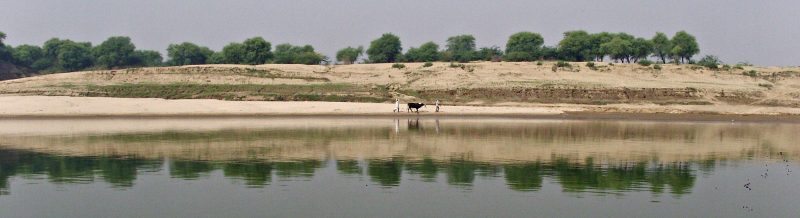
449,62,464,68
585,62,597,70
653,64,662,70
422,62,433,68
697,55,721,69
391,63,406,69
743,70,758,77
556,60,571,68
638,60,653,66
721,64,731,71
536,61,543,66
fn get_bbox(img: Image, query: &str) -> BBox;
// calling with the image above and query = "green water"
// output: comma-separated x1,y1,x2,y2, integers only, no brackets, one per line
0,118,797,217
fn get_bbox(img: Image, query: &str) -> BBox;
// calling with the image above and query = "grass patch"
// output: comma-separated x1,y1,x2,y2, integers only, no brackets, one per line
81,83,389,102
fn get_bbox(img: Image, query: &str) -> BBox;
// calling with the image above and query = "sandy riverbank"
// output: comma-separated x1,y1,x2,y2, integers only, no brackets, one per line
1,96,800,122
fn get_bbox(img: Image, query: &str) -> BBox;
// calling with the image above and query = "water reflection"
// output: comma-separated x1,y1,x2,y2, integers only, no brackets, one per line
0,148,705,196
0,118,797,198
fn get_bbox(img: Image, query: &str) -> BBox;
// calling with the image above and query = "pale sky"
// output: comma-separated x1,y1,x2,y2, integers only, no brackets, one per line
1,0,798,66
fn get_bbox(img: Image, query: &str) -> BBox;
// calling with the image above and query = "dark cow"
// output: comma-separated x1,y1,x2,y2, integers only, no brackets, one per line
407,103,426,113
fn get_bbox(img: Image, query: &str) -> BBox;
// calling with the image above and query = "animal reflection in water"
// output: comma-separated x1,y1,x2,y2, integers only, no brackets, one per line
408,118,420,131
394,118,440,133
407,103,426,113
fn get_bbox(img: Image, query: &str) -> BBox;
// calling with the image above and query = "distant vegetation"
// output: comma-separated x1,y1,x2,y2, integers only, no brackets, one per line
1,29,718,77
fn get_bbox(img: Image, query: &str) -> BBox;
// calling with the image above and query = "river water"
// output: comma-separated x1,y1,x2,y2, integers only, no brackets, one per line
0,118,797,217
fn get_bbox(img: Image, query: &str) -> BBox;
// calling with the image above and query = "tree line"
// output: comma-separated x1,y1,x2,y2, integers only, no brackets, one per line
0,30,702,74
352,30,699,64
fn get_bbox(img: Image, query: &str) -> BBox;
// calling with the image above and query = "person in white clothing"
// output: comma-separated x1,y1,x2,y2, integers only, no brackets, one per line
394,99,400,112
435,99,440,112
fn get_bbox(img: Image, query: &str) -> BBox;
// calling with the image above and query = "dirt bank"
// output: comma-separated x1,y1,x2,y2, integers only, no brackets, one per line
0,62,798,115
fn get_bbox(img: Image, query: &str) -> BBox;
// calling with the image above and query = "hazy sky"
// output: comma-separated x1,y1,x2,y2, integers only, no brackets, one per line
1,0,798,66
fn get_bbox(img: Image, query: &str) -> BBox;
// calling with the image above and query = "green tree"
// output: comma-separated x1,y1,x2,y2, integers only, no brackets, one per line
208,52,224,64
588,32,613,61
558,30,592,61
477,46,503,61
445,34,477,62
12,45,44,67
131,50,163,67
630,37,653,63
241,37,272,65
274,44,324,65
504,32,544,61
670,31,699,64
335,46,363,64
42,38,68,59
541,46,559,60
404,41,440,62
0,45,12,62
651,32,672,63
600,36,632,63
367,33,402,63
166,42,213,66
0,31,7,62
93,36,136,69
56,41,93,71
220,42,246,64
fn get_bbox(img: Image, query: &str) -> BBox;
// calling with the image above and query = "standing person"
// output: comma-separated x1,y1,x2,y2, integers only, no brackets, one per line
435,99,440,112
394,99,400,112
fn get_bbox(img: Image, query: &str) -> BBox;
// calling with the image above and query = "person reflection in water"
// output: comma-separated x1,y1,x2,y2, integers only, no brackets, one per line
394,119,400,134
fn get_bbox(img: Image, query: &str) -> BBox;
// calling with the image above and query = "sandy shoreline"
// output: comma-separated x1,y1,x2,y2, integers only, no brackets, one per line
1,95,800,122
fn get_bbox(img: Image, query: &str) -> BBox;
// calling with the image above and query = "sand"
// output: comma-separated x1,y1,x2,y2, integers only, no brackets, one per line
0,95,563,117
1,62,799,119
1,95,800,120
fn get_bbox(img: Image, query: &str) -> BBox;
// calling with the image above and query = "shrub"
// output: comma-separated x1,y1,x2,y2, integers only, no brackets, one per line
743,70,758,77
638,60,653,66
391,63,406,69
722,64,731,71
653,64,662,70
585,62,598,70
536,61,543,66
449,62,464,68
422,62,433,68
697,55,721,69
555,60,571,68
608,63,614,66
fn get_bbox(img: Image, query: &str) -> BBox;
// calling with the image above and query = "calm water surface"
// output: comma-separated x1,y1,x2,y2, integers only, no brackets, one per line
0,118,798,217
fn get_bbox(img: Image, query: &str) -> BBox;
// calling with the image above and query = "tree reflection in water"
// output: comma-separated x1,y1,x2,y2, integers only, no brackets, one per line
0,149,702,196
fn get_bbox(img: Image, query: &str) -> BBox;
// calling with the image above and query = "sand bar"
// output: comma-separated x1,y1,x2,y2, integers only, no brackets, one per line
1,96,800,122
